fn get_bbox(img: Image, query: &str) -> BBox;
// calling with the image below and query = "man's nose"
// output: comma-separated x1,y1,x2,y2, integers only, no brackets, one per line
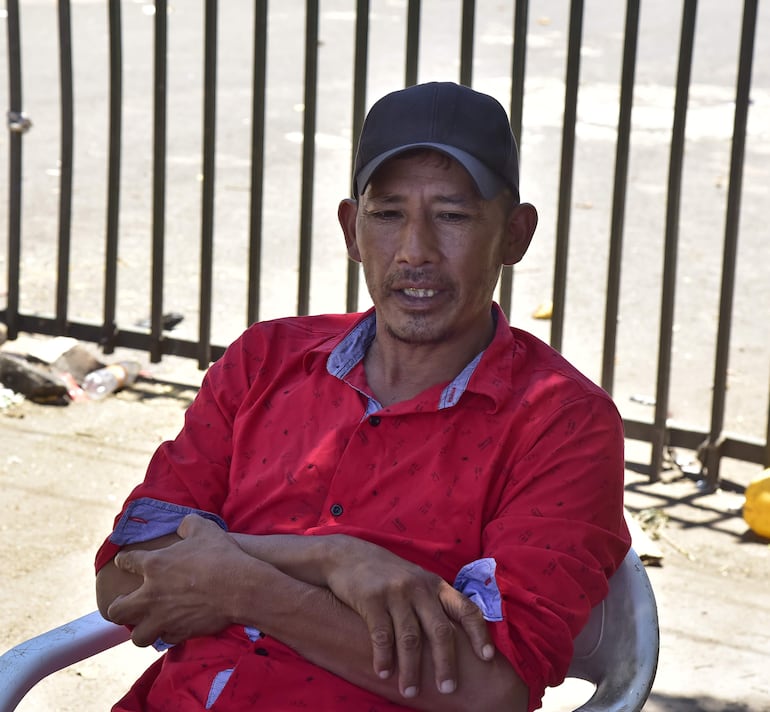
395,215,439,265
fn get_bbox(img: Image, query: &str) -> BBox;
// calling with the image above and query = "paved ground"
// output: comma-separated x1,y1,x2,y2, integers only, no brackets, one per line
1,337,768,712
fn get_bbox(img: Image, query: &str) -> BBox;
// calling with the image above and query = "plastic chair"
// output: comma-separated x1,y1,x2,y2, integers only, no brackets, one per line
0,548,658,712
567,548,659,711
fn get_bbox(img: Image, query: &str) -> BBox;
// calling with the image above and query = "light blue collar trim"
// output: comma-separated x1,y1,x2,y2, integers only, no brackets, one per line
327,312,377,379
439,351,483,408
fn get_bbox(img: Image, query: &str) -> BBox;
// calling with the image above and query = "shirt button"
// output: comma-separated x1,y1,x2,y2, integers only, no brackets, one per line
369,416,381,426
330,503,344,517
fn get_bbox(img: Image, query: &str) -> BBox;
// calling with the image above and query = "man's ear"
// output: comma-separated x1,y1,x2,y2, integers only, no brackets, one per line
503,202,538,266
338,199,361,263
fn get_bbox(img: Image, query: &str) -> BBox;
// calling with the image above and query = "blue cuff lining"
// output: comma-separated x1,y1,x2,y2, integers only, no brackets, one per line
109,497,227,546
453,557,504,622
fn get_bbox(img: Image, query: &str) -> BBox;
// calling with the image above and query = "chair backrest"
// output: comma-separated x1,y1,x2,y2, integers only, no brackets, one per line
567,547,659,712
0,548,658,712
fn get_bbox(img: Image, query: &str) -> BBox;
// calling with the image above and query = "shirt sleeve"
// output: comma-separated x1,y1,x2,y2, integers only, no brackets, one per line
474,392,630,711
94,328,259,572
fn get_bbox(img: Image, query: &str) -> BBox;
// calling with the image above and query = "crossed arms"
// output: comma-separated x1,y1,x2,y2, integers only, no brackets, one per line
96,514,529,711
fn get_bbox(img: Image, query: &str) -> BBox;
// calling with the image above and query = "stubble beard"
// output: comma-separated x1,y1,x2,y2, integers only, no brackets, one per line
383,314,453,345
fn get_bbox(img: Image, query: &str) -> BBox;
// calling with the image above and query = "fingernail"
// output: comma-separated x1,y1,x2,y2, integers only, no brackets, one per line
482,644,494,660
378,670,391,680
439,679,456,694
403,686,419,698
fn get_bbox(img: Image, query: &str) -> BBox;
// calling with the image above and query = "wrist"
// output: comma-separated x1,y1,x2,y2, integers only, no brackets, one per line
226,555,279,626
313,533,343,583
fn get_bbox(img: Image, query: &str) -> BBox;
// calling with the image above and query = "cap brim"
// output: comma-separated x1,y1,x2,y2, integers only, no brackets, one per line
355,143,506,200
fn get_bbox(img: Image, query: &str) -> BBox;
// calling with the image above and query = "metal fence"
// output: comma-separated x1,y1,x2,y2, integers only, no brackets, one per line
2,0,769,487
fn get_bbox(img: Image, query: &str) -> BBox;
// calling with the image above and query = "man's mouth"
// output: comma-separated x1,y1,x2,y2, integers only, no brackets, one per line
402,288,438,298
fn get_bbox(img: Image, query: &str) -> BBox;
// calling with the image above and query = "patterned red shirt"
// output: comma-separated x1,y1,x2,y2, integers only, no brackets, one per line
96,305,630,711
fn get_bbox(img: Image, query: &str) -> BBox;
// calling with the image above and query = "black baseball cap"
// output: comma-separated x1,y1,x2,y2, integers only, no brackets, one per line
352,82,519,202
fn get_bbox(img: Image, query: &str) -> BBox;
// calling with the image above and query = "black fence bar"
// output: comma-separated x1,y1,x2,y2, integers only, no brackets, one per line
198,0,218,369
56,0,74,332
247,0,268,326
297,0,319,316
345,0,370,313
7,312,226,364
102,0,123,353
624,418,768,469
701,0,759,487
5,0,23,340
508,1,527,154
550,0,584,353
149,0,169,362
459,0,475,87
766,365,770,468
601,0,640,395
499,0,529,317
405,0,421,87
650,0,698,481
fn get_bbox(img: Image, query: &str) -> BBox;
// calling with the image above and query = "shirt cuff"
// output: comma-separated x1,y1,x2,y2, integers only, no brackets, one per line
109,497,228,546
453,557,503,622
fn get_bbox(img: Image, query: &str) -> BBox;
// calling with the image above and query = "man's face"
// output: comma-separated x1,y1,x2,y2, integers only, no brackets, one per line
341,150,524,348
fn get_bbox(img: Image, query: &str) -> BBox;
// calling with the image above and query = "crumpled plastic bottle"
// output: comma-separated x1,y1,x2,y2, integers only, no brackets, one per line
81,361,140,401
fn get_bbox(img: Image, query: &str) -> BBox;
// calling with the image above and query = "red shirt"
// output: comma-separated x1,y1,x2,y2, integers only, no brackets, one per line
96,305,630,711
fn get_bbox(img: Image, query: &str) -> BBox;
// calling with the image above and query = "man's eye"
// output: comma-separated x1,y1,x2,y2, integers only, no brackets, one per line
438,212,467,222
372,210,400,220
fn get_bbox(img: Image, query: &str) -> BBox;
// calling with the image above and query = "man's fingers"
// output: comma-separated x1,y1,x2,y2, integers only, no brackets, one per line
113,549,146,575
460,607,495,661
421,615,457,694
106,594,128,624
440,584,495,661
108,593,166,647
177,513,208,538
390,606,423,699
129,619,164,648
107,592,145,629
366,615,395,681
365,607,424,699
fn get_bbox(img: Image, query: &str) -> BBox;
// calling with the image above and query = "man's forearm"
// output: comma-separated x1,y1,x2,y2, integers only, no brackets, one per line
98,524,528,710
231,554,527,711
229,531,330,583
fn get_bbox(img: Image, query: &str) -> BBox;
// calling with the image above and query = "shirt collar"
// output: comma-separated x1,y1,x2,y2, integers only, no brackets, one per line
325,304,515,410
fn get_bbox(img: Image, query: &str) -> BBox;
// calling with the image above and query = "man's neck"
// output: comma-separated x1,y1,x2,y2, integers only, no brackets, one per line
363,320,495,407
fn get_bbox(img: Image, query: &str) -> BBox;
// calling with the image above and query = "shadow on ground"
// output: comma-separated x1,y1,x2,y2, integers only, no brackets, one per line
646,692,769,712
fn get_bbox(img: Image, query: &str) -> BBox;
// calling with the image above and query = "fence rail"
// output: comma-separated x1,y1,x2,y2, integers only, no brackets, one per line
2,0,769,487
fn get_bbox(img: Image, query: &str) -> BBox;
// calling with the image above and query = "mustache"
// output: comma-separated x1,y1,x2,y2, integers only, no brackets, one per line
383,269,453,290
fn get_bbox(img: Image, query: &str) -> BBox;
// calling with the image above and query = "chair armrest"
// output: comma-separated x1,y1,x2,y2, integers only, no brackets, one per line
0,611,130,712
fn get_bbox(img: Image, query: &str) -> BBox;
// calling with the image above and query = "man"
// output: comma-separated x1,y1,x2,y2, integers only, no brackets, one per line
96,82,630,711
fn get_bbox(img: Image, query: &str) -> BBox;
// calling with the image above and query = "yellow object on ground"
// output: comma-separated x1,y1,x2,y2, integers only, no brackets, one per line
743,469,770,539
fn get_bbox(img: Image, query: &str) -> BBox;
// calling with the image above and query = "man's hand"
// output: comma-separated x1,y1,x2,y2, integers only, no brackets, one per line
318,535,494,699
106,515,253,647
